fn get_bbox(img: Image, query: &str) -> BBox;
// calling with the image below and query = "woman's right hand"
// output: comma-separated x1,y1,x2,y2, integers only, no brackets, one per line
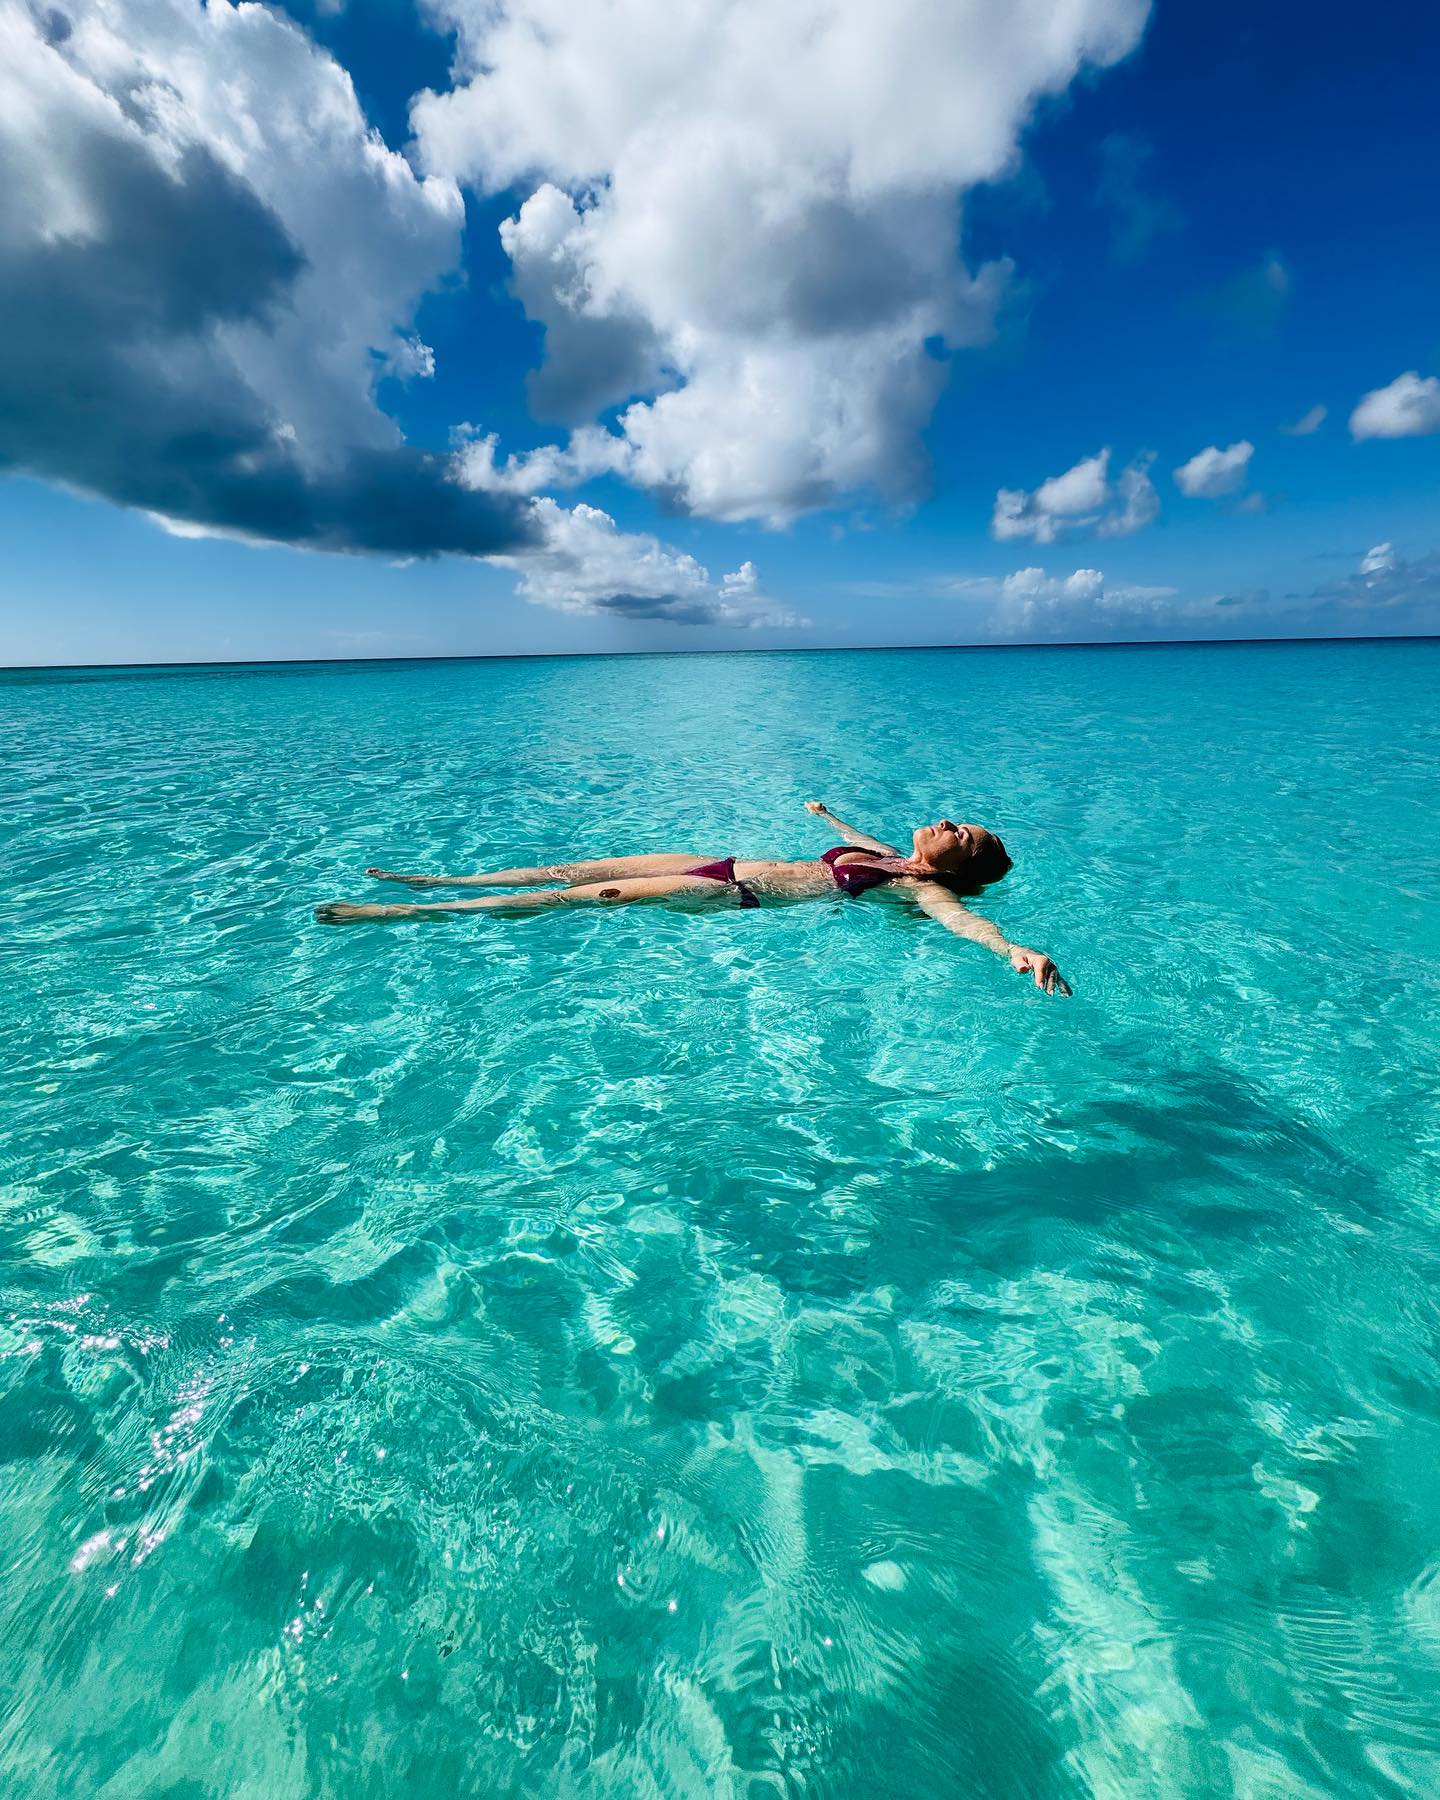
805,800,828,815
1009,946,1072,996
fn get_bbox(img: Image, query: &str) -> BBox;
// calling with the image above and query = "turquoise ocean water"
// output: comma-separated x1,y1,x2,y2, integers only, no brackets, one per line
2,641,1439,1797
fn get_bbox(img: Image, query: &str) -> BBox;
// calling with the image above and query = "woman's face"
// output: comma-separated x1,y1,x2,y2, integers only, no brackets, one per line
912,818,996,873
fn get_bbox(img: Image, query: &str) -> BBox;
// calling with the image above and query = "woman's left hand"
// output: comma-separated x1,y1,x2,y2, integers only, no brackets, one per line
1009,946,1072,996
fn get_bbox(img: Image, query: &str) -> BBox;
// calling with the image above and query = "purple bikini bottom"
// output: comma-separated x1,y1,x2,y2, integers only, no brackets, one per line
686,857,761,908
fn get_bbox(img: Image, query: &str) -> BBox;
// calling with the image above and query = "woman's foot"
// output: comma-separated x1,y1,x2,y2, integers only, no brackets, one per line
316,901,410,923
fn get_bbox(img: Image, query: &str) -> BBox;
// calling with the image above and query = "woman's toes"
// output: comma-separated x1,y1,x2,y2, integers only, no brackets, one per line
316,901,364,923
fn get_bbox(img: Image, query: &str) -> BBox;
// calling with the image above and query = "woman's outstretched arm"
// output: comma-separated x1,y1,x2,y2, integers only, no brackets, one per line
909,881,1071,996
803,801,900,856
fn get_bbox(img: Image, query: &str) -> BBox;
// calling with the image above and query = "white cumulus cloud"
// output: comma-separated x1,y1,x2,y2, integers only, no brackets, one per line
455,424,626,497
413,0,1151,525
1349,372,1440,441
1360,542,1396,579
0,0,815,622
489,501,804,627
1032,452,1112,518
948,565,1175,637
1173,440,1254,499
991,448,1158,544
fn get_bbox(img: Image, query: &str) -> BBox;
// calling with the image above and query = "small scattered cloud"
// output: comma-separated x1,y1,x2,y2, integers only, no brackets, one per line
715,559,802,626
1279,404,1326,436
1174,440,1254,499
1360,542,1396,578
1187,544,1440,636
381,335,438,383
454,425,625,496
488,500,805,627
1095,132,1181,263
991,448,1158,544
863,549,1439,642
1101,454,1162,538
1198,253,1291,337
1032,451,1111,516
1291,543,1440,626
1207,588,1271,614
1234,490,1269,515
946,564,1177,638
1349,372,1440,441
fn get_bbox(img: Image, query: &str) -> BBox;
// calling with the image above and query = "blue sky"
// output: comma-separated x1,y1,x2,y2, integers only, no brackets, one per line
2,0,1438,664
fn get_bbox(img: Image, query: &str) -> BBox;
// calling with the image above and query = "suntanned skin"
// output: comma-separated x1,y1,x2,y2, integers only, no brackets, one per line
315,802,1071,996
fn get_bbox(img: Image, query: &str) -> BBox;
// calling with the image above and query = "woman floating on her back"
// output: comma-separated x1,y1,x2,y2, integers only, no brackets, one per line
316,801,1071,995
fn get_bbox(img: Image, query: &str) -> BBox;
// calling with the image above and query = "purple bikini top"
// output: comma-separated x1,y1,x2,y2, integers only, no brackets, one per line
821,846,911,897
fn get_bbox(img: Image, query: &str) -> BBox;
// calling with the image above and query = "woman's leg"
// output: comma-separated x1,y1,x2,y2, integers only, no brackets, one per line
317,873,726,924
364,854,705,889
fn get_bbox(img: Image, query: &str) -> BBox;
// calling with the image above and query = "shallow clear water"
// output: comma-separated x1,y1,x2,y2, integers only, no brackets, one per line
2,642,1439,1798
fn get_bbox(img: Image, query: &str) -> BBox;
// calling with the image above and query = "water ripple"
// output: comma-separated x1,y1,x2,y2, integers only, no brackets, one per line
2,644,1439,1796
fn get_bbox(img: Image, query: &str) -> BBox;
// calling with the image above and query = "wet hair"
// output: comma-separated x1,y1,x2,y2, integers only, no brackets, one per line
933,832,1012,896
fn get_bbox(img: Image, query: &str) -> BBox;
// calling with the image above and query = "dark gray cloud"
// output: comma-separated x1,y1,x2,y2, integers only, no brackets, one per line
771,195,960,337
523,311,666,428
0,14,532,560
582,592,722,623
501,187,668,427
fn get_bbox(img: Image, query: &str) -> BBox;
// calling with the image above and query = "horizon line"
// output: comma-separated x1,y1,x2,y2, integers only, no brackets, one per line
3,631,1437,676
